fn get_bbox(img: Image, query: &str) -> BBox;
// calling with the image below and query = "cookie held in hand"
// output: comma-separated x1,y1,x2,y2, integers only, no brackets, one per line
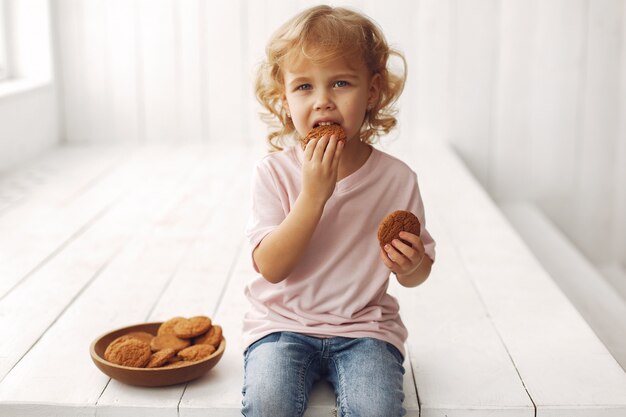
302,124,347,148
377,210,421,249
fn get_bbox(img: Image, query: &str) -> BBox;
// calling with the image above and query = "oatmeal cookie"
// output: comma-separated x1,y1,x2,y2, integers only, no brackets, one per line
125,331,155,345
178,344,216,362
377,210,421,249
157,317,186,336
146,348,176,368
173,316,212,339
150,333,191,353
193,324,222,348
104,337,151,368
302,124,347,148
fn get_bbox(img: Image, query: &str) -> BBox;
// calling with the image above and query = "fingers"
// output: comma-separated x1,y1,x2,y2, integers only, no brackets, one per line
382,232,425,271
393,232,424,258
321,135,336,165
383,243,409,268
306,134,343,166
323,135,343,166
397,231,423,251
331,137,344,169
380,248,398,273
312,134,330,161
304,138,318,160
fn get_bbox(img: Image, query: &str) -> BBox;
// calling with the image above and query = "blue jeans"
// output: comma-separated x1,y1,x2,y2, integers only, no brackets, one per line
241,332,406,417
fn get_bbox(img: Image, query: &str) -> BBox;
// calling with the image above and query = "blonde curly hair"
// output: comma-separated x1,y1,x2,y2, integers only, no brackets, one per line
255,5,407,151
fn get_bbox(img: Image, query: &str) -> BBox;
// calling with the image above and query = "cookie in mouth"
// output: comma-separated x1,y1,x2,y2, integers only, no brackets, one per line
301,123,347,148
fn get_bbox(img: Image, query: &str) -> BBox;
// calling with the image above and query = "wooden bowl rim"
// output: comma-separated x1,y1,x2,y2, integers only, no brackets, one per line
89,321,226,372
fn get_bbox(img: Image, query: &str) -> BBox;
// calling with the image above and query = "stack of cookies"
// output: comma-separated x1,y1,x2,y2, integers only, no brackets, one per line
104,316,223,369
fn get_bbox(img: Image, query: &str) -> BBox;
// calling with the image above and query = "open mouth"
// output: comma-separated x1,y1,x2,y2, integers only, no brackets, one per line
314,121,339,128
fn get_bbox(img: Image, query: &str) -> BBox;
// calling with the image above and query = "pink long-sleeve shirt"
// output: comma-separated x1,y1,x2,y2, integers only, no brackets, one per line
243,145,436,357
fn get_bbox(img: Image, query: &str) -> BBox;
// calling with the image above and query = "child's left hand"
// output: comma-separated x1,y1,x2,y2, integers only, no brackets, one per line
380,231,426,277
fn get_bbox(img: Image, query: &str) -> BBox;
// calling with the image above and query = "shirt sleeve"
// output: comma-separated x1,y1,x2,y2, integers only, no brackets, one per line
408,172,436,263
245,161,287,272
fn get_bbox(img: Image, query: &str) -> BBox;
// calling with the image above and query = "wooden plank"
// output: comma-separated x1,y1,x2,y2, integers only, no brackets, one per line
0,146,241,416
95,149,251,416
0,146,204,381
391,212,533,416
178,244,256,417
502,203,626,370
0,146,134,299
414,143,626,416
0,144,124,217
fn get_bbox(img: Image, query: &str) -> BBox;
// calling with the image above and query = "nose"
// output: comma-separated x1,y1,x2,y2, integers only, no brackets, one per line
313,90,335,111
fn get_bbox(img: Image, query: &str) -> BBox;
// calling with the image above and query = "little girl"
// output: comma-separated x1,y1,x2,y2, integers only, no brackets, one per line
243,5,436,417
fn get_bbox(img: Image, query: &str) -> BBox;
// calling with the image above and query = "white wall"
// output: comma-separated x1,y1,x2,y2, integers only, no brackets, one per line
446,0,625,270
0,0,59,172
52,0,626,270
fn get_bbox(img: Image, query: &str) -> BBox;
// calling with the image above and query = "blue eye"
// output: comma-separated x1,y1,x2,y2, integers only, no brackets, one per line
296,83,312,91
333,80,349,88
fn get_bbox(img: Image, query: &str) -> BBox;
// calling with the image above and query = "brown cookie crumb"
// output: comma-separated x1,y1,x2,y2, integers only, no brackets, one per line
377,210,421,249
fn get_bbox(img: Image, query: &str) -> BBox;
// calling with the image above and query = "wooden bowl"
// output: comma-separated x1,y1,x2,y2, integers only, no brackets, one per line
90,322,225,387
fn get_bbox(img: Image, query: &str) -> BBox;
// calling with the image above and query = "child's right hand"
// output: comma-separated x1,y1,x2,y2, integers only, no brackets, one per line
301,134,344,206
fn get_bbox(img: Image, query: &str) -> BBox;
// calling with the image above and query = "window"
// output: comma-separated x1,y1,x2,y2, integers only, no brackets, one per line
0,0,8,81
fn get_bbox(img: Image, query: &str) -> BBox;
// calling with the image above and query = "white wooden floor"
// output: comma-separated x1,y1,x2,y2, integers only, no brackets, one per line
0,141,626,417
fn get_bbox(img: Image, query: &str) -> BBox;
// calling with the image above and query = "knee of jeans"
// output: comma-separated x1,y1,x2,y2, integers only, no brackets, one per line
338,384,405,417
340,394,405,417
242,382,302,417
242,338,306,417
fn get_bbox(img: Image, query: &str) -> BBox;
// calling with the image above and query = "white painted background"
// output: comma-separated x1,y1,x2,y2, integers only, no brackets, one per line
9,1,626,279
0,0,58,170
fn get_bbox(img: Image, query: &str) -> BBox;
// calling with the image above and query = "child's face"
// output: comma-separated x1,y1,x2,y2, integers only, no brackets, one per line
282,55,379,143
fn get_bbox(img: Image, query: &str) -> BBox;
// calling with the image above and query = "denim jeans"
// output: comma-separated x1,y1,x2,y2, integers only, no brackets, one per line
241,332,406,417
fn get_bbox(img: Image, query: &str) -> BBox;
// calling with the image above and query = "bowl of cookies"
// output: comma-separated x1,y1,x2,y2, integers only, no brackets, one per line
90,316,225,387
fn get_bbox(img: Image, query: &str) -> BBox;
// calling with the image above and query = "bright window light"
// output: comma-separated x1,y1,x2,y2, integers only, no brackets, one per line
0,0,8,81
